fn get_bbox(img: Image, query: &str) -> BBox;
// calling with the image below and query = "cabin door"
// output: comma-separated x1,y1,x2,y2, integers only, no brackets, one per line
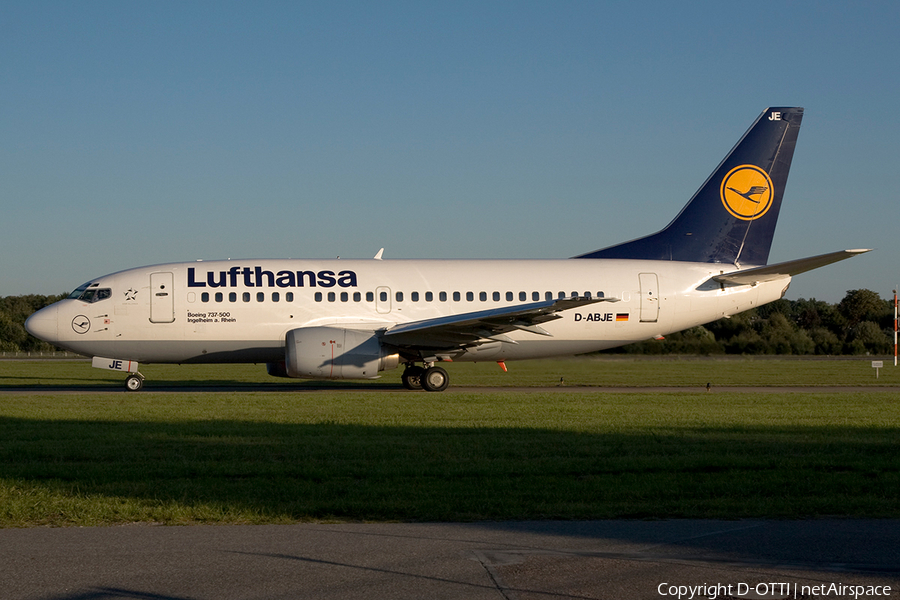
150,272,176,323
639,273,659,323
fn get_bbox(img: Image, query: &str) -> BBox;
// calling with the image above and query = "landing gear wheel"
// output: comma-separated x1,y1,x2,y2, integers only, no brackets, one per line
421,366,449,392
124,374,144,392
401,365,425,390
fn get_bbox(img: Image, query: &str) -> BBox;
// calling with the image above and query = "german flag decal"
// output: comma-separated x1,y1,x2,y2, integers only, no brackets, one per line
616,313,629,322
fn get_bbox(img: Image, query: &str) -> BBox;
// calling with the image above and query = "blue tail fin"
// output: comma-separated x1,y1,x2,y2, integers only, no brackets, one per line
575,107,803,266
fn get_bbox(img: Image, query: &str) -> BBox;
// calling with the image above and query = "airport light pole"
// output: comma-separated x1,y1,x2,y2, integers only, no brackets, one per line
894,288,898,367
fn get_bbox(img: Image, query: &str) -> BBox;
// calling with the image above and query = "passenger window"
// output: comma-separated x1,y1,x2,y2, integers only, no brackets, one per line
571,291,578,298
315,292,323,302
396,291,403,302
367,291,374,302
272,292,280,302
328,292,336,302
453,292,460,301
584,291,592,298
558,291,566,299
532,291,539,301
440,291,447,302
479,292,487,301
380,291,388,302
466,292,474,302
243,292,251,302
286,292,294,302
201,292,209,302
340,292,348,302
229,292,237,302
257,292,265,302
353,292,361,302
506,292,513,301
425,291,433,302
411,292,419,302
545,291,552,300
519,292,526,301
492,291,500,302
215,292,223,303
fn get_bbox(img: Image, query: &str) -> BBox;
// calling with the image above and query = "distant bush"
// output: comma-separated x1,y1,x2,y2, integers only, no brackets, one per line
610,288,893,356
0,293,67,352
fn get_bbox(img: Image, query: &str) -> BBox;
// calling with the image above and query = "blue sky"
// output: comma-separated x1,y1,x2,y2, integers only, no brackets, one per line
2,1,898,303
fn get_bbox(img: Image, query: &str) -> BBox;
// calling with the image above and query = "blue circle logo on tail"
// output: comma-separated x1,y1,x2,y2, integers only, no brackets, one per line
720,164,774,220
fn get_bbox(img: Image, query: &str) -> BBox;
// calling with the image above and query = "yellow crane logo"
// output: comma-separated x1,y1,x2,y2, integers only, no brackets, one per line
720,164,774,220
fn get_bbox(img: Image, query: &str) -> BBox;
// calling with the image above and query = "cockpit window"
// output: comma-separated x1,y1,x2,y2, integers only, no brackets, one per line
67,282,92,300
68,283,112,303
82,288,111,303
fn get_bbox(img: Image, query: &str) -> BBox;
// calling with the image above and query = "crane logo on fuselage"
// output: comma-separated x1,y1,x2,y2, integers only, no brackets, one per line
719,164,774,221
72,315,90,334
187,266,358,289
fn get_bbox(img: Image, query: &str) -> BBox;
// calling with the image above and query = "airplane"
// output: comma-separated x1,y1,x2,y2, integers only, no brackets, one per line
25,107,870,392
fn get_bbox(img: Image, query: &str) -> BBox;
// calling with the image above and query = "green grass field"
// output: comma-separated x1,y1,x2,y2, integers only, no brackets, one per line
1,357,898,527
3,354,900,389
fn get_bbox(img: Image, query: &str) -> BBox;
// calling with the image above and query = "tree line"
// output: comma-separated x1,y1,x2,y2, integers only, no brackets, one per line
617,289,895,356
0,293,67,352
0,289,896,356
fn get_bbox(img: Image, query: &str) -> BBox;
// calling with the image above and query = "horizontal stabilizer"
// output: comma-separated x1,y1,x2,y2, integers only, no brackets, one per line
711,249,872,285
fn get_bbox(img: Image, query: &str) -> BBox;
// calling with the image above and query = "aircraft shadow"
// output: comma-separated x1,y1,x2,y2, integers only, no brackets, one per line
0,415,898,576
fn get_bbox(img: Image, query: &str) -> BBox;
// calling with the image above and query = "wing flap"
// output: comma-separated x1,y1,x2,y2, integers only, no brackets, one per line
382,296,619,349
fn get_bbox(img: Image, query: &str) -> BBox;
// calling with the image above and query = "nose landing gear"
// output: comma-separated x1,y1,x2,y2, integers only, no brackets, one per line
124,373,145,392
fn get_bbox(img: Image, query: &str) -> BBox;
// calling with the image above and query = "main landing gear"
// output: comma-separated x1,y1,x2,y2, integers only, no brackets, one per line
401,364,450,392
124,372,145,392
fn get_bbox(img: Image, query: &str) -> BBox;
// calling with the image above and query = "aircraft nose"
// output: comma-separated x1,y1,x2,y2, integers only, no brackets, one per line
25,304,59,343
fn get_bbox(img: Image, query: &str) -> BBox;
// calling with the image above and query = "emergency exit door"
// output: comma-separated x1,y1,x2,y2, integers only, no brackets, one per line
639,273,659,323
150,272,175,323
375,286,392,314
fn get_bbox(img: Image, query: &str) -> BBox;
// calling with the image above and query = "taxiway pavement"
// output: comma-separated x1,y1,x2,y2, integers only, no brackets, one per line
2,520,898,600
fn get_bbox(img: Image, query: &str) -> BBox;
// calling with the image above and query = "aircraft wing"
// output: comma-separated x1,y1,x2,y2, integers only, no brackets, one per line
712,249,872,285
381,296,619,350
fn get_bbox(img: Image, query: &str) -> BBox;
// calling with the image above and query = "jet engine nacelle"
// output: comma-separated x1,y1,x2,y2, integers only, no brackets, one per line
285,326,399,380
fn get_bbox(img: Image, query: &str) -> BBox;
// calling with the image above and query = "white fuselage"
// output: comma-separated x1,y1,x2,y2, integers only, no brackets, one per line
29,258,790,365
